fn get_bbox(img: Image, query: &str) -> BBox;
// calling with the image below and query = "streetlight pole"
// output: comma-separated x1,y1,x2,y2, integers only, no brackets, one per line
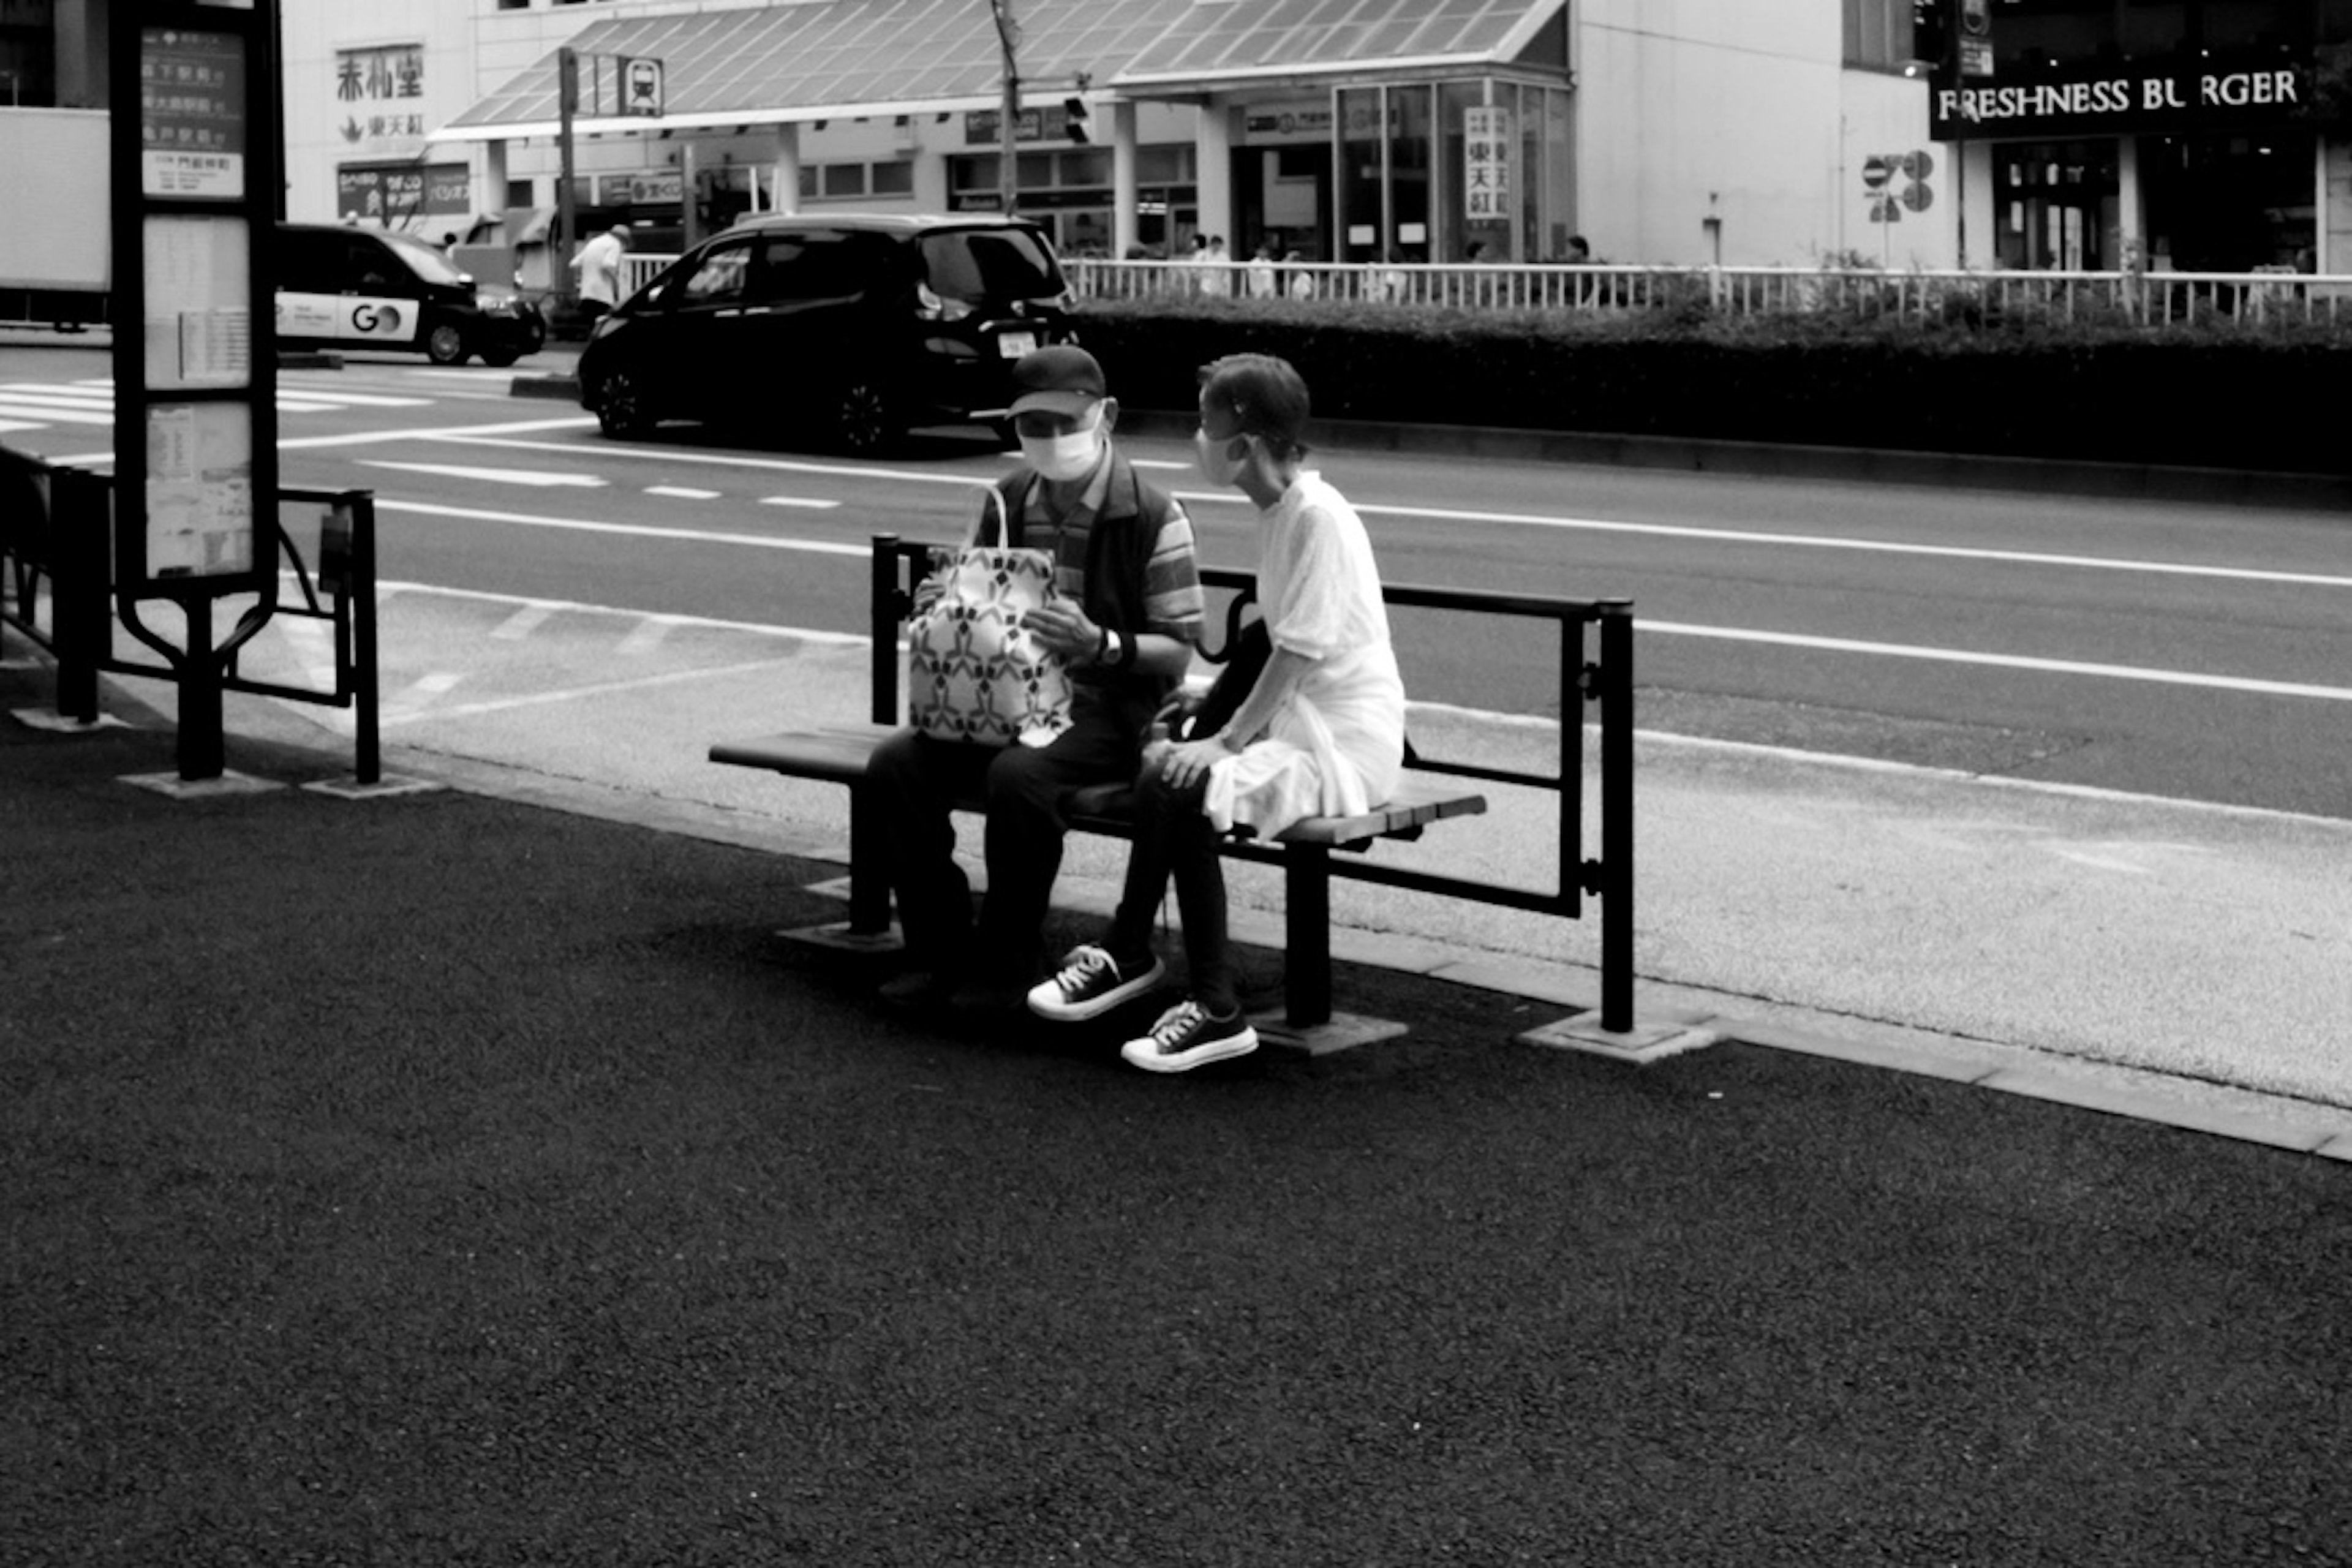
989,0,1019,214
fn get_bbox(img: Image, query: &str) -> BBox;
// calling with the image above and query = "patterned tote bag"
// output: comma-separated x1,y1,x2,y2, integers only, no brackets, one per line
905,488,1074,748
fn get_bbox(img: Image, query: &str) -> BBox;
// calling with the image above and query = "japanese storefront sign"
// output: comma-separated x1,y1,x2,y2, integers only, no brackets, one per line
334,43,426,156
335,163,470,222
140,28,246,199
595,172,685,206
1931,55,2312,141
1463,105,1511,222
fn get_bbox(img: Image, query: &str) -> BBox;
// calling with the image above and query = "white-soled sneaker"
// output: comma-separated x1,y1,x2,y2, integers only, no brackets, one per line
1120,998,1259,1073
1027,944,1166,1022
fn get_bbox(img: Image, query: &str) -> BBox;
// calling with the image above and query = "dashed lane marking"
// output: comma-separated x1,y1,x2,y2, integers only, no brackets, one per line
646,486,721,500
758,496,841,509
361,460,608,488
490,602,560,641
374,499,868,557
615,616,679,656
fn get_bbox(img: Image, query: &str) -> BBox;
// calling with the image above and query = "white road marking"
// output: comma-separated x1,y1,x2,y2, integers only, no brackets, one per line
51,413,602,466
274,385,435,407
490,602,560,640
758,496,841,509
645,485,721,500
371,578,865,646
0,418,45,434
374,499,869,557
1643,620,2352,703
432,432,998,493
380,656,809,728
361,459,608,488
0,402,111,425
1347,500,2352,592
0,382,114,403
615,616,679,655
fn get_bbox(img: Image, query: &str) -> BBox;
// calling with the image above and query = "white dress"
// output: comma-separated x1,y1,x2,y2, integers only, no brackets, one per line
1202,472,1406,839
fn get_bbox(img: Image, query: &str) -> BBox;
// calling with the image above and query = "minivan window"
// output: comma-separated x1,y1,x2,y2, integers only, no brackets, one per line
678,239,755,306
384,232,467,287
759,233,865,303
919,228,1061,303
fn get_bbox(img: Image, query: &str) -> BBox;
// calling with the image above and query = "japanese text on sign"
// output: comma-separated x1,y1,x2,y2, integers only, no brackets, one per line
1462,105,1512,221
140,29,247,198
334,44,426,151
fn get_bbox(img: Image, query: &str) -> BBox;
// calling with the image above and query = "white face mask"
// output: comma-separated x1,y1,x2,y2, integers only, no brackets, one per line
1020,411,1104,482
1194,427,1251,488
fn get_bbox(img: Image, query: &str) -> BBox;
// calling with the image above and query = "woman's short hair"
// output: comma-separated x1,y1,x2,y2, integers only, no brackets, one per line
1198,353,1311,461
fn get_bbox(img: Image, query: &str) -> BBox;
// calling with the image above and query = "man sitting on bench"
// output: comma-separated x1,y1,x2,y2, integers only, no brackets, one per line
868,346,1206,1014
1028,353,1407,1072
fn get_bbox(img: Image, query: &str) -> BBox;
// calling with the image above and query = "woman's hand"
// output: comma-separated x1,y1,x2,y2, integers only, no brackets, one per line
1156,736,1232,791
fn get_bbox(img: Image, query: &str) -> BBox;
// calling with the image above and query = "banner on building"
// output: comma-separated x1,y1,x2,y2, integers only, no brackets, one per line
337,162,470,223
1463,105,1511,222
334,43,426,157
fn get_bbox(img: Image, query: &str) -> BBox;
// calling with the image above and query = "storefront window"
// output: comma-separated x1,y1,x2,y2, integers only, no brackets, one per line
1438,81,1485,260
1388,85,1431,262
1337,86,1385,264
1994,140,2119,270
2143,130,2318,270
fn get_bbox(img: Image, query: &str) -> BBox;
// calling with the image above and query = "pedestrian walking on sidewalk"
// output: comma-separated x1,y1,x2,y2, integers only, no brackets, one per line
867,346,1205,1015
1028,353,1406,1071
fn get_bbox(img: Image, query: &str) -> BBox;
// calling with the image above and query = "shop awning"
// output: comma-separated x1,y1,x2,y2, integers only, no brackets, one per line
1112,0,1567,89
432,0,1185,144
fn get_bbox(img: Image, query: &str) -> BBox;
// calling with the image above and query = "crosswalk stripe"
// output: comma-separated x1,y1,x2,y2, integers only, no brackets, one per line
491,602,558,641
0,383,115,404
29,379,434,412
276,382,435,407
0,402,112,425
615,616,679,656
0,418,45,434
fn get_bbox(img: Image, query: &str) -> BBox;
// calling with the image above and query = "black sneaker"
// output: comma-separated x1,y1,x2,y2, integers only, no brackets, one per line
1120,999,1258,1073
1027,945,1166,1022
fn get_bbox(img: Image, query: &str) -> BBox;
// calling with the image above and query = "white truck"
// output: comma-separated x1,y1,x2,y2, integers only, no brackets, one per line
0,108,110,326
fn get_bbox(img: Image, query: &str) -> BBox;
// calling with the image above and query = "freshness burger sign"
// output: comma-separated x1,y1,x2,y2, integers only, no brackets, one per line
1930,61,2309,141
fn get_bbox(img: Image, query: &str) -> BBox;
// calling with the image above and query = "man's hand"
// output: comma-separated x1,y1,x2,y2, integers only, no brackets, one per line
1020,600,1100,664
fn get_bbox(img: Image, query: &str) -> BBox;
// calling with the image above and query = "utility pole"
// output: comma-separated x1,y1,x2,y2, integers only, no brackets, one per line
989,0,1019,214
557,47,580,304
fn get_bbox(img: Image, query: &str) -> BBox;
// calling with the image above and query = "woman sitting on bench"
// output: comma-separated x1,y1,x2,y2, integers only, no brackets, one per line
1027,353,1406,1072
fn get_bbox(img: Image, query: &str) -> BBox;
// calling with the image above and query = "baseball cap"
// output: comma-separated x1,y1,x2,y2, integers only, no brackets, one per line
1005,345,1107,419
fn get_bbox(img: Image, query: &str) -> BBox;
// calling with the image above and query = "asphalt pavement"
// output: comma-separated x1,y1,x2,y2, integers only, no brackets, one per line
10,595,2352,1564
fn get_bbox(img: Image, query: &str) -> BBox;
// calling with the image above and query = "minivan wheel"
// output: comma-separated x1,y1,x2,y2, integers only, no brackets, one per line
425,323,470,365
831,379,900,456
590,368,649,439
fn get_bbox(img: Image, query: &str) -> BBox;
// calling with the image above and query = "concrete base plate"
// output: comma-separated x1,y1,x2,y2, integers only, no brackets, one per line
119,769,288,800
778,918,906,955
301,774,446,801
1253,1009,1409,1057
1519,1013,1723,1064
13,707,130,733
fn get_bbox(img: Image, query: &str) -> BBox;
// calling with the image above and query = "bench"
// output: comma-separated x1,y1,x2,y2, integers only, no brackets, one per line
713,532,1636,1044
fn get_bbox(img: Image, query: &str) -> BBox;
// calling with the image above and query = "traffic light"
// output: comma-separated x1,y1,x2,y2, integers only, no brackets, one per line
1063,95,1090,143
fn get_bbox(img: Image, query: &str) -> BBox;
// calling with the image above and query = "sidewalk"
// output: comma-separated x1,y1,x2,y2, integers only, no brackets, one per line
7,638,2352,1565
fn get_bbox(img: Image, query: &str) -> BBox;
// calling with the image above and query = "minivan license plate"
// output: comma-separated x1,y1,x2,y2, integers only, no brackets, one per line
997,331,1037,359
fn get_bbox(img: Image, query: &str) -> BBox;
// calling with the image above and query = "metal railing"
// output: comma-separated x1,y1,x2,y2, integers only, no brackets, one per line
869,533,1638,1032
618,249,2352,328
0,443,383,783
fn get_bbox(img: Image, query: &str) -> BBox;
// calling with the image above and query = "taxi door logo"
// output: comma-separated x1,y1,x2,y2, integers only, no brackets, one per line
350,301,405,337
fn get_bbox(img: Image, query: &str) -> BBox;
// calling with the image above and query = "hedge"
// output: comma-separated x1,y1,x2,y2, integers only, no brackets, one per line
1071,296,2352,475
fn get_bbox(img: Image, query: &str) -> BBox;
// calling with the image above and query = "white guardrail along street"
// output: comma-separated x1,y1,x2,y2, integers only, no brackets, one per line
617,252,2352,327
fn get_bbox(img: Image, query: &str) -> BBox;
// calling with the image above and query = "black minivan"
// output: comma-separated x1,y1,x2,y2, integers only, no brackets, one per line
576,213,1076,452
276,223,546,368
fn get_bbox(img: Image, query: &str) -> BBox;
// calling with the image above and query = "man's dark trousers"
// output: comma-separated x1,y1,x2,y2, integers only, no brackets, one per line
865,690,1142,981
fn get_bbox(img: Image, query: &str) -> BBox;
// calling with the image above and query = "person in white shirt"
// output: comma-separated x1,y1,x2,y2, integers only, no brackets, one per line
1027,353,1406,1072
568,222,633,319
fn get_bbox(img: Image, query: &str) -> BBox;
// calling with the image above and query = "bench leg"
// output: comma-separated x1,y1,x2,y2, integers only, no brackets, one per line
1283,845,1333,1029
846,783,892,937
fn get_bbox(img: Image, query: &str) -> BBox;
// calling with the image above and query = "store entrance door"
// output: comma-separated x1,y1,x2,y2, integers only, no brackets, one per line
1992,140,2119,271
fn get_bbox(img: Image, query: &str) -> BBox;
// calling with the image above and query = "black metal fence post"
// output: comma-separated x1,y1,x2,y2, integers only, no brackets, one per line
1597,598,1636,1031
352,494,380,785
50,466,105,725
